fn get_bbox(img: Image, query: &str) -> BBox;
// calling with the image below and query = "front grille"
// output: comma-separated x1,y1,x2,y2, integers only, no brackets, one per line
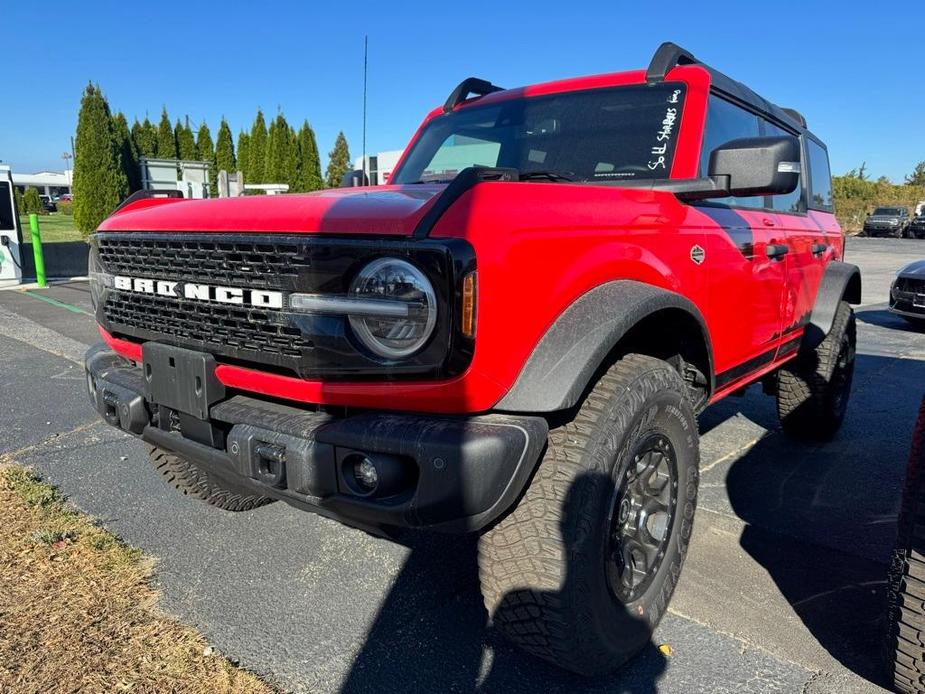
97,235,312,289
896,277,925,294
103,292,311,358
93,232,471,380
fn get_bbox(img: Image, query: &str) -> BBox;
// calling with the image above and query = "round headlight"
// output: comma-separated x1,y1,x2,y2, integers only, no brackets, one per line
348,258,437,359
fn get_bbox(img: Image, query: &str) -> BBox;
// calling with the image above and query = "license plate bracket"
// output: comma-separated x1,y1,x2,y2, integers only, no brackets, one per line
142,343,225,419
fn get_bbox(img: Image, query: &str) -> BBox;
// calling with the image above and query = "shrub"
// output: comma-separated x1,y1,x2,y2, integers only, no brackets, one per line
22,187,46,215
57,201,74,216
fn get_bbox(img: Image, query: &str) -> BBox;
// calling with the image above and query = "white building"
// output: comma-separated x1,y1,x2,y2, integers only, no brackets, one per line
354,150,403,186
10,169,73,197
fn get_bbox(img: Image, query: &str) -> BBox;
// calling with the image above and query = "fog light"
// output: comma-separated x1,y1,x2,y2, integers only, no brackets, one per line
354,457,379,492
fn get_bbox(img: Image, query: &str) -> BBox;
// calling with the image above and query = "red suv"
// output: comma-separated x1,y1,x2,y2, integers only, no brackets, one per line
85,43,861,674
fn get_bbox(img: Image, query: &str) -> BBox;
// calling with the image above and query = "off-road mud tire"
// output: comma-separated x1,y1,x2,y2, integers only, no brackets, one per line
889,397,925,693
777,301,856,440
478,354,699,676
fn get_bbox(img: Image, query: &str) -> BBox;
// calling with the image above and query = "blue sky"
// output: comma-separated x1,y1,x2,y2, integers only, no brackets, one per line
2,1,923,181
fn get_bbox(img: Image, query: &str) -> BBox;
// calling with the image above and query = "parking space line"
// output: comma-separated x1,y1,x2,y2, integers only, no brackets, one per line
23,290,93,316
700,431,770,473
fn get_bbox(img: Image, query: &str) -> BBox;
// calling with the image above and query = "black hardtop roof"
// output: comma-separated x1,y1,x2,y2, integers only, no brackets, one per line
646,42,825,146
444,42,826,148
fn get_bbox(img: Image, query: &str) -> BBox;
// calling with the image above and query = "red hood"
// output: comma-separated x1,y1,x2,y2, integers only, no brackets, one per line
97,185,444,236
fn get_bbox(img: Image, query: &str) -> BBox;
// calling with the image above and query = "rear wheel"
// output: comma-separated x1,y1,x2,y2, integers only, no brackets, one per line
478,354,699,676
888,398,925,693
146,444,274,512
777,301,856,440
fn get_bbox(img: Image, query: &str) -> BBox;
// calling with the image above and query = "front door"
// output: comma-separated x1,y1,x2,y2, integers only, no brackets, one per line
696,205,788,390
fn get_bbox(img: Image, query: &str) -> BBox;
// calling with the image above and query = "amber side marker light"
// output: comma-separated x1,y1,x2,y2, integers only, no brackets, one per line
461,271,477,338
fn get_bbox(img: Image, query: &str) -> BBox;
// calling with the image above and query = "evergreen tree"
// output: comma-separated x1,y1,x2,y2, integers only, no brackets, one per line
286,125,300,191
73,83,128,235
14,188,24,217
264,112,293,185
296,120,323,192
112,111,141,193
906,161,925,187
237,131,250,182
196,121,214,162
132,116,158,158
196,121,216,195
325,131,351,188
176,117,197,161
156,107,176,159
248,109,268,183
214,118,236,175
23,187,45,215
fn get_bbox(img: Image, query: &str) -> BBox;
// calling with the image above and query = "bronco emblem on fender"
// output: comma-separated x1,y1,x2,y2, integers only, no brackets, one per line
690,245,705,265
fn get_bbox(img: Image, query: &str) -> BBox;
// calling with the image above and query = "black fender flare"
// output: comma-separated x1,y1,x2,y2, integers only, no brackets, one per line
802,261,862,351
495,280,714,412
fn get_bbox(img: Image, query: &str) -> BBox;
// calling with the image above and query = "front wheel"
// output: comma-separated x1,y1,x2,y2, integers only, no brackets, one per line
478,354,699,676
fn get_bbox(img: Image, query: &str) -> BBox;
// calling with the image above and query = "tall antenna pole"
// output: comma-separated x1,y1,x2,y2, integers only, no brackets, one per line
362,35,368,183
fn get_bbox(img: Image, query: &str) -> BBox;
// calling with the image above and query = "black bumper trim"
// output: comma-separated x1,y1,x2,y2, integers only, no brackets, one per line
85,345,548,533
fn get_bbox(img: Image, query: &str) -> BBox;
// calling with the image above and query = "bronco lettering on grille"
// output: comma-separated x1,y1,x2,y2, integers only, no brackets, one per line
112,275,283,309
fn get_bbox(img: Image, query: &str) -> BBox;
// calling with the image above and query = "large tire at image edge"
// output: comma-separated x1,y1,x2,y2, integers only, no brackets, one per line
478,354,699,676
776,300,856,440
146,444,274,512
888,397,925,694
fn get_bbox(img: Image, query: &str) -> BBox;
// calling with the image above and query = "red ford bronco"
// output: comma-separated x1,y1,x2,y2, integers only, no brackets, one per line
85,43,861,674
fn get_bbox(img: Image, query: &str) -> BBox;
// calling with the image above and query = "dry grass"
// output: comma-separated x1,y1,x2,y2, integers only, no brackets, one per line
0,465,277,694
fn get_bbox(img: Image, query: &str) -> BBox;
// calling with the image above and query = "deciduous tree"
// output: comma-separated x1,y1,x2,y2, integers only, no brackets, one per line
906,161,925,187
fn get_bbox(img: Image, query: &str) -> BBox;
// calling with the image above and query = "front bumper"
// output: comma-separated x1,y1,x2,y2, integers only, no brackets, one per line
864,224,900,236
889,280,925,319
85,344,547,533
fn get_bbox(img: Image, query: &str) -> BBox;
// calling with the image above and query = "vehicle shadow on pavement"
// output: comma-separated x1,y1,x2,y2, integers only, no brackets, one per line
856,308,925,333
720,351,925,689
338,471,667,694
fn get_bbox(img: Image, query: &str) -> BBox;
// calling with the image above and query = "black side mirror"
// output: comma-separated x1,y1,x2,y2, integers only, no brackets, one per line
340,170,370,188
708,136,801,198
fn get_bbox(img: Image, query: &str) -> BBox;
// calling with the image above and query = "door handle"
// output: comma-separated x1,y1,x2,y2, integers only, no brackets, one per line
811,242,828,256
766,244,789,260
761,217,776,227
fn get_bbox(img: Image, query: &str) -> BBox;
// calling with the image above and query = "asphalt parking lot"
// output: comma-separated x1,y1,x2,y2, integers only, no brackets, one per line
1,236,923,693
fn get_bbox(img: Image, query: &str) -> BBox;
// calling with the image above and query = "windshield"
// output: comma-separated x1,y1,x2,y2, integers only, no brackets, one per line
873,207,905,215
392,83,687,185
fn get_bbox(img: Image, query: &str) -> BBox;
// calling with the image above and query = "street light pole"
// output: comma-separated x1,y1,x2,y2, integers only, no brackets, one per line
62,152,72,187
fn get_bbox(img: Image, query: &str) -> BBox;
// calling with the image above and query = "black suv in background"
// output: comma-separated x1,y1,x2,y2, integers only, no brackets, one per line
907,212,925,239
863,206,909,237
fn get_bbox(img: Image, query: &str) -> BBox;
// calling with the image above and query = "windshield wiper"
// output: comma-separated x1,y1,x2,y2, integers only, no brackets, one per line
518,170,574,182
